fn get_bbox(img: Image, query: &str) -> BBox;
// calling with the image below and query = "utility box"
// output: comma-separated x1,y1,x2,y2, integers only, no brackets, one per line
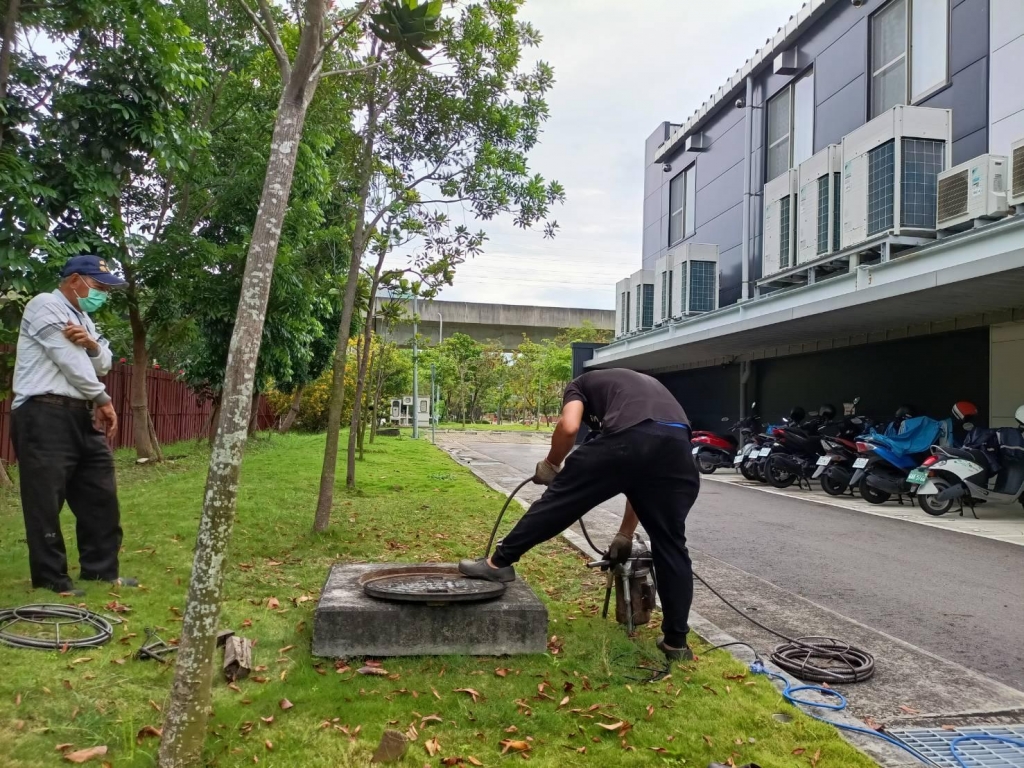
763,170,799,276
630,269,655,334
797,144,842,264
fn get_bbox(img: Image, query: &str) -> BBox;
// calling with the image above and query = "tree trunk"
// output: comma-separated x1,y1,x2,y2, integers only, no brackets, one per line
128,300,159,460
346,257,383,487
369,348,386,444
0,460,13,490
314,92,380,531
0,0,20,150
148,414,165,462
278,385,304,433
158,75,317,767
206,399,221,445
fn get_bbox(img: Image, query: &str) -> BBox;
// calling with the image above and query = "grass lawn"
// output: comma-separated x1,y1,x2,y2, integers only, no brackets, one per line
0,433,875,768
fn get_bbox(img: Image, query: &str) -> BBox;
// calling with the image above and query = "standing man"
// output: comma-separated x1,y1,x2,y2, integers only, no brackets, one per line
10,255,136,595
460,368,700,661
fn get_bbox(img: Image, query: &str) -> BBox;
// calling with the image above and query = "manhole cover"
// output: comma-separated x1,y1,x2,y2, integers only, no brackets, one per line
359,566,506,604
887,725,1024,768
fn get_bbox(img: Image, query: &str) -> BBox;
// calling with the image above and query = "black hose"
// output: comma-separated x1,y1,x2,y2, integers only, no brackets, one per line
0,604,117,650
483,476,535,559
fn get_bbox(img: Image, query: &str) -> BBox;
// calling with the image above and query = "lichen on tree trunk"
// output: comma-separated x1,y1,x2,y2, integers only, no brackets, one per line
157,85,314,768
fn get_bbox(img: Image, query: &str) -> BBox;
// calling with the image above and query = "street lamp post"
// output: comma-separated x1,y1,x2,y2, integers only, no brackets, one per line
412,294,419,439
435,311,443,428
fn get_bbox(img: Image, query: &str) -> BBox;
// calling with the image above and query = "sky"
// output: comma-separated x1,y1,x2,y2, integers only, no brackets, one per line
416,0,805,310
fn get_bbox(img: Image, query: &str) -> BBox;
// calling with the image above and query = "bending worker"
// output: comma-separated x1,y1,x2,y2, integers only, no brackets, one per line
460,368,700,661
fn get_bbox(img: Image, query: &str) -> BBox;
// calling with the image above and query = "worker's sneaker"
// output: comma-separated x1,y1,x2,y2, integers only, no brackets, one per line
657,636,694,662
458,558,516,583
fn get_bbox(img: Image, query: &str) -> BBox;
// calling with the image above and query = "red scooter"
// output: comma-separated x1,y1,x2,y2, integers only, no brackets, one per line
691,408,762,475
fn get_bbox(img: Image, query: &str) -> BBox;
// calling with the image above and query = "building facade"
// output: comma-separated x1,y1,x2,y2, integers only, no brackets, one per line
591,0,1024,431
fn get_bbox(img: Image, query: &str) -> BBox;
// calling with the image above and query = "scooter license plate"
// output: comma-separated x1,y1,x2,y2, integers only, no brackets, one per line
759,447,771,457
816,456,832,466
907,469,929,485
853,458,869,469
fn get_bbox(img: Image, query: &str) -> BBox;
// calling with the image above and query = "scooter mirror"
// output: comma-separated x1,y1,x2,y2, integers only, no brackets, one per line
722,416,730,422
751,401,757,408
853,397,861,405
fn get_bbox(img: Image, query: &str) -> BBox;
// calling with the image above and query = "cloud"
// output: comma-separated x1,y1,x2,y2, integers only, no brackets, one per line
429,0,804,309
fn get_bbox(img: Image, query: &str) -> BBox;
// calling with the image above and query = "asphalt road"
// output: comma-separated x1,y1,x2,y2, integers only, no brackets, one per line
463,440,1024,694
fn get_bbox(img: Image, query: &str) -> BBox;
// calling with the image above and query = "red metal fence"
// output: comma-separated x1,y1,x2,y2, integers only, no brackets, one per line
1,362,276,466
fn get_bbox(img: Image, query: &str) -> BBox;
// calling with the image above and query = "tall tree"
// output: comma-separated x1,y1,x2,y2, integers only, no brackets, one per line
157,2,434,764
314,0,564,529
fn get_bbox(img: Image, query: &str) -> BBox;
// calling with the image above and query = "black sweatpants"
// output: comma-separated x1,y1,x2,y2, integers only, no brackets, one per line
493,421,700,647
10,399,122,589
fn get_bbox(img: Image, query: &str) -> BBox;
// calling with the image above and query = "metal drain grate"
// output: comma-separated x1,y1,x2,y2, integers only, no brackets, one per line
887,725,1024,767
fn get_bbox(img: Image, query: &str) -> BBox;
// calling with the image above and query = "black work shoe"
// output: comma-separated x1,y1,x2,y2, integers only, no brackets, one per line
46,580,86,597
657,636,694,662
458,558,516,583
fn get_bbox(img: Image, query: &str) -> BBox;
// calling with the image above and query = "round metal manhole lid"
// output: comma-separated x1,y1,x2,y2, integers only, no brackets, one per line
359,566,506,604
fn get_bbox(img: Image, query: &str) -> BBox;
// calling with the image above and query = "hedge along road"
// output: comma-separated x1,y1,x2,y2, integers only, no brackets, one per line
438,433,1024,725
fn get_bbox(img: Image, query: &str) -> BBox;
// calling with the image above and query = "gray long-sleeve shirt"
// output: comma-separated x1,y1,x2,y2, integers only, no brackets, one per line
12,289,113,409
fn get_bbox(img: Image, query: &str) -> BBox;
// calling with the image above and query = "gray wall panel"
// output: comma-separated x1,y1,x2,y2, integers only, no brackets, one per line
643,192,662,232
694,120,745,192
693,161,743,227
950,0,989,76
692,204,743,254
643,222,662,266
990,35,1024,122
812,19,868,105
920,57,988,141
815,75,868,150
952,127,989,165
718,243,743,294
990,0,1024,52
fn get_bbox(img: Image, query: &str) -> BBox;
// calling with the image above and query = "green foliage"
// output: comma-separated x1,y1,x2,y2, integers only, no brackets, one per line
369,0,444,65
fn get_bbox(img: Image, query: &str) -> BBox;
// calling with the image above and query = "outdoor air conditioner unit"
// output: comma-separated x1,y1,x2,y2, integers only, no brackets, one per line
670,242,720,317
653,253,681,326
797,144,842,264
936,154,1009,231
1009,137,1024,208
630,269,655,334
614,276,631,338
762,169,798,277
841,105,952,249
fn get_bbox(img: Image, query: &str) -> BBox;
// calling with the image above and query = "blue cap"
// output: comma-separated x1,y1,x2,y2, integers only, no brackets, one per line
61,255,127,287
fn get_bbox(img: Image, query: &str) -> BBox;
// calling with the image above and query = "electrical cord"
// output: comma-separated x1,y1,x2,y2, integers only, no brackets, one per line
483,476,534,559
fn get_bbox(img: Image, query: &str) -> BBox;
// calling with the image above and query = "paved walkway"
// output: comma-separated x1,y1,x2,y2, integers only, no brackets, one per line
434,433,1024,741
705,469,1024,547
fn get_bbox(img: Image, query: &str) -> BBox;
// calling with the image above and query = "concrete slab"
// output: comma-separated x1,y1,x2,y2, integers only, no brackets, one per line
312,563,548,658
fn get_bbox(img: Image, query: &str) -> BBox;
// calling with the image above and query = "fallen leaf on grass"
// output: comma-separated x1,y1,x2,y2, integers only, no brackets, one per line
942,724,957,731
645,705,654,720
649,747,668,754
467,757,483,766
264,740,273,751
505,725,518,733
359,666,389,677
278,645,295,654
702,735,713,747
792,747,806,755
137,725,162,743
267,598,280,609
56,744,74,752
557,696,570,709
279,699,293,710
702,684,718,695
811,748,822,767
425,737,441,757
241,619,253,628
227,683,242,693
420,714,443,727
63,746,108,763
71,657,92,665
261,716,274,725
547,636,563,655
500,740,530,754
495,668,510,678
441,758,463,766
431,687,441,700
597,721,630,736
453,688,481,703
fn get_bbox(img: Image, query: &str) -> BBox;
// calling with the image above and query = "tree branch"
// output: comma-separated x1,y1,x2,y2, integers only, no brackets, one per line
320,57,387,79
29,37,82,112
239,0,291,83
317,0,374,67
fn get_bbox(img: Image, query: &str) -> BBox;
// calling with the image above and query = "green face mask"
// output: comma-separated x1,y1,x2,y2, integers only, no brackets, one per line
76,280,109,313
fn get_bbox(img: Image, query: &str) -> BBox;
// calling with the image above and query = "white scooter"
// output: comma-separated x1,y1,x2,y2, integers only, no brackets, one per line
911,405,1024,517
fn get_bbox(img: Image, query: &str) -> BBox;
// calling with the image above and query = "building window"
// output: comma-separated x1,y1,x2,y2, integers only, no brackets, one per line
871,0,949,118
668,165,696,244
688,261,716,313
766,68,815,181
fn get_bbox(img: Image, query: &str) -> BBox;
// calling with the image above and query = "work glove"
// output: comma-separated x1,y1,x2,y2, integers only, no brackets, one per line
533,459,560,486
606,532,633,566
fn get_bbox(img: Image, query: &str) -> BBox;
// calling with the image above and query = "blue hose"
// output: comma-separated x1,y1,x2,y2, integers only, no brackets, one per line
750,661,941,766
950,734,1024,768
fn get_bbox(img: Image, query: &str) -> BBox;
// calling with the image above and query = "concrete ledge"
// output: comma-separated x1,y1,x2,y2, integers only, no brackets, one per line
312,563,548,658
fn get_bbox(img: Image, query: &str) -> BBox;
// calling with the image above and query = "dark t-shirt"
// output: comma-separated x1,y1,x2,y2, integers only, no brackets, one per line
562,369,689,435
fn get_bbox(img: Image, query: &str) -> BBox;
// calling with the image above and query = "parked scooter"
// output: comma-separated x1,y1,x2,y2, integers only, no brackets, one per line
811,398,870,495
911,405,1024,516
851,402,976,504
744,407,805,483
763,404,838,489
691,405,762,474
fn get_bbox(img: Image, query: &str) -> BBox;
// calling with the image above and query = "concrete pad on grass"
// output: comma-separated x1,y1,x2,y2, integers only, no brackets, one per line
312,563,548,658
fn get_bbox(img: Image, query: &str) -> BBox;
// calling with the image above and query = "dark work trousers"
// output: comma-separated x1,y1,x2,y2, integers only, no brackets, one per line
10,399,122,589
493,421,700,647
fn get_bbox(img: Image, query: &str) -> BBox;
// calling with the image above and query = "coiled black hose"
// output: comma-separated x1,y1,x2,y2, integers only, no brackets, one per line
0,603,117,650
